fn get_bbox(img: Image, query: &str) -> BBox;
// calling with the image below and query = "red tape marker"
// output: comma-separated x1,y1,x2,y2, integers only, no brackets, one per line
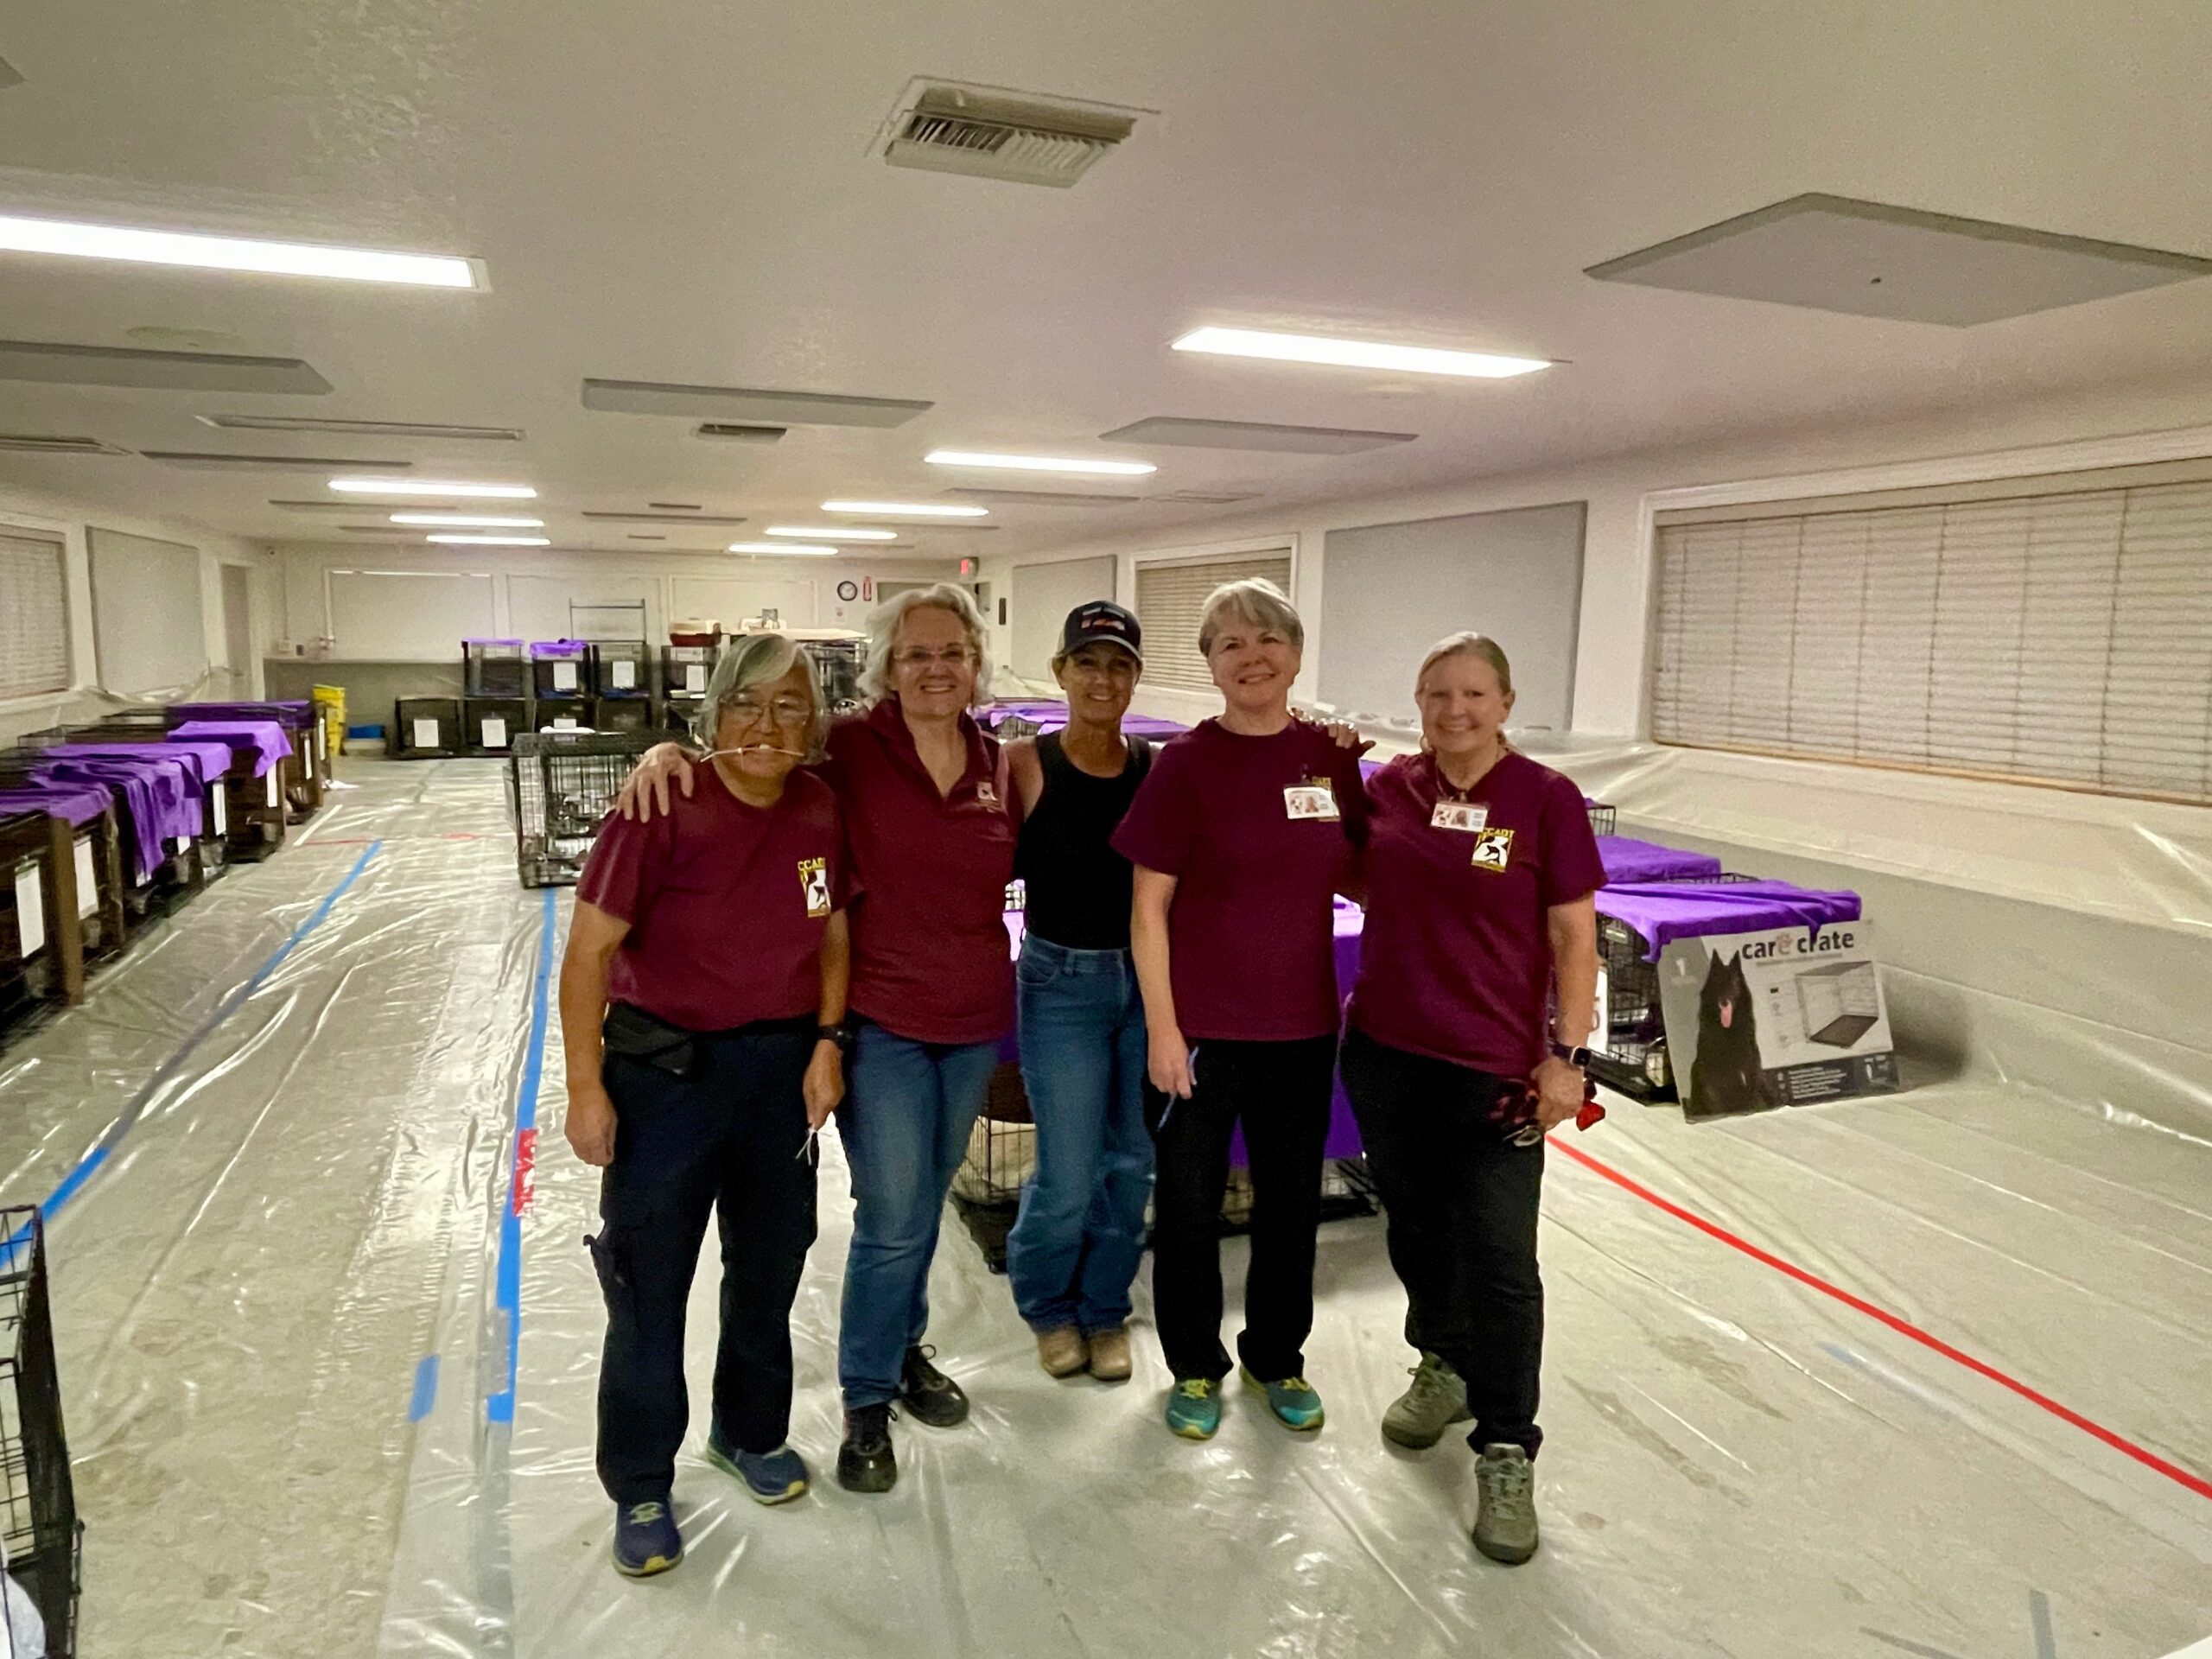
1550,1136,2212,1504
509,1127,537,1218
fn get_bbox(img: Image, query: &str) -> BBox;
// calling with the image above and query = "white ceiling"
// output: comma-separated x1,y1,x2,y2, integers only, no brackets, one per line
3,1,2212,559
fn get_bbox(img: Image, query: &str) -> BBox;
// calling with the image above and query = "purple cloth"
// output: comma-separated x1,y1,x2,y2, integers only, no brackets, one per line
170,721,289,777
531,639,591,659
1597,836,1723,885
171,699,315,734
1596,879,1862,961
0,784,111,829
30,756,197,877
982,699,1190,741
41,741,233,791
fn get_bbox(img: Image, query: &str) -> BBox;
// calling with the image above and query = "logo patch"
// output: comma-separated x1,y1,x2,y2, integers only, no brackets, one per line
1470,828,1515,872
976,780,1000,808
798,857,832,918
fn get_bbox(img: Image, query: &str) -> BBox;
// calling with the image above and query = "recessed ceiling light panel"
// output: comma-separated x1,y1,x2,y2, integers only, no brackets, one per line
582,378,931,428
145,451,412,471
1100,416,1415,454
0,213,481,287
766,524,895,541
822,500,989,518
199,413,522,441
0,339,332,392
728,542,836,556
425,533,550,546
925,450,1155,476
390,512,544,528
331,477,535,498
1172,326,1549,378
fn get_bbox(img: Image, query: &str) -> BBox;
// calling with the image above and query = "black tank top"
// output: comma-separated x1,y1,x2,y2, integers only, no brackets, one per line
1015,730,1154,950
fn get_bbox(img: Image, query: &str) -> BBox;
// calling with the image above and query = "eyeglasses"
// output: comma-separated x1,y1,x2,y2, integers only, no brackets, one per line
727,693,813,728
892,646,975,670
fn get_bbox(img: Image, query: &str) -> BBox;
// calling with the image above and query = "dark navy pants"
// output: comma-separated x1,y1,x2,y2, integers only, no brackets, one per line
589,1021,818,1504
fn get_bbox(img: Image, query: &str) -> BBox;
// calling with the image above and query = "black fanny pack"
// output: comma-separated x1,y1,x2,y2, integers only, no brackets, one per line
601,1002,698,1078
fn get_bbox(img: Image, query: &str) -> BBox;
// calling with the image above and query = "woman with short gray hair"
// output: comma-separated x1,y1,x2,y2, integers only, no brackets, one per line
616,583,1019,1496
562,630,849,1577
1111,576,1369,1443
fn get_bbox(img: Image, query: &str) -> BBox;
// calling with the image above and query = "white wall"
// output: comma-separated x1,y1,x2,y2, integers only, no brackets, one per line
0,476,270,743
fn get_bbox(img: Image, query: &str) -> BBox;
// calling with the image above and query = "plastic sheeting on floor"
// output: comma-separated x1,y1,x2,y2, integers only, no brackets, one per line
0,759,2205,1657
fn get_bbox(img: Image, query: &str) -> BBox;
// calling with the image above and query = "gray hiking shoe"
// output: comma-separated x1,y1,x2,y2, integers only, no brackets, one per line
1472,1443,1538,1565
1380,1351,1472,1449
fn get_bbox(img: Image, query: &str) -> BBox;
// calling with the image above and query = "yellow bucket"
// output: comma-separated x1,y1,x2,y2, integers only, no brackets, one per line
312,684,346,756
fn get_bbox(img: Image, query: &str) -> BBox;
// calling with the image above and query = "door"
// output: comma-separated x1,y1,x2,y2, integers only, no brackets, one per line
221,563,254,696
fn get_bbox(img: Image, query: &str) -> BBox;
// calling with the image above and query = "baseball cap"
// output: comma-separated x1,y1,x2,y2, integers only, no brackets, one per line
1058,600,1143,663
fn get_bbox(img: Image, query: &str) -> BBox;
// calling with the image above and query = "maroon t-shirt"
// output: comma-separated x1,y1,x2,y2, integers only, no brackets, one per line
1348,750,1605,1077
578,764,843,1032
828,698,1019,1046
1111,719,1368,1042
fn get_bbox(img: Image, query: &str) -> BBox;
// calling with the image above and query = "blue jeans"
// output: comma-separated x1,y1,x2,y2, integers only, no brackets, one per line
1005,937,1154,1333
837,1022,1001,1409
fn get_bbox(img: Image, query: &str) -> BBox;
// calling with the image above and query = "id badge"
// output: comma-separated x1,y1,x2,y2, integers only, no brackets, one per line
1284,780,1339,822
1431,800,1488,833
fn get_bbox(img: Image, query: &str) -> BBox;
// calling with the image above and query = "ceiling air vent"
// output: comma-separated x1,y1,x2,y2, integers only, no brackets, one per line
0,434,127,455
198,413,523,441
948,486,1141,507
695,423,785,443
876,79,1146,188
1155,490,1263,505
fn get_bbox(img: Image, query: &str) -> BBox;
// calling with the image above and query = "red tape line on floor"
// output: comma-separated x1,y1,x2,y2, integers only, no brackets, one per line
1550,1135,2212,1504
509,1127,537,1218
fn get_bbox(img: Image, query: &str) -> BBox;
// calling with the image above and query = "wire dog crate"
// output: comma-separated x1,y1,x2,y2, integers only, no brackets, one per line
1586,801,1617,836
0,1209,80,1659
507,731,656,887
1590,913,1674,1101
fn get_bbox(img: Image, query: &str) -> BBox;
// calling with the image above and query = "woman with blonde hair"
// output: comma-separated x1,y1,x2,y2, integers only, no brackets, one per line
618,585,1018,1494
1338,631,1604,1567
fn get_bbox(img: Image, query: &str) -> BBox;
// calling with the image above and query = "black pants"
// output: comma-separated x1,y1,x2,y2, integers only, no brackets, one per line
1143,1033,1338,1383
1338,1028,1545,1459
590,1022,818,1505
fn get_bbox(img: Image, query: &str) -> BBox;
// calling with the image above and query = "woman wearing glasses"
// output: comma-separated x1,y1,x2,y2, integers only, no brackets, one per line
1338,632,1603,1568
563,632,849,1578
620,586,1015,1496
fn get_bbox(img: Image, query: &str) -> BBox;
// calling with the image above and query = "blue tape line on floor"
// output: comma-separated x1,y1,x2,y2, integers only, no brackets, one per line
408,1354,441,1423
11,840,382,1243
486,886,556,1427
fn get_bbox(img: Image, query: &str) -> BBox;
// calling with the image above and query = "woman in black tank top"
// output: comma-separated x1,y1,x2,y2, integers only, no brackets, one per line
1001,602,1157,1384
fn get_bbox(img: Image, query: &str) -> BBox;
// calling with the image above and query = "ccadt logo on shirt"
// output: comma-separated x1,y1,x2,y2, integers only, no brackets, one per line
798,857,832,918
1470,827,1515,872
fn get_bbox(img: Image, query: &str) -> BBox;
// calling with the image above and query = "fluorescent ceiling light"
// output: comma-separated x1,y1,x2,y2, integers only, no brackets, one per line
425,533,550,546
822,500,988,518
331,477,536,498
1170,326,1549,378
729,542,836,557
766,524,895,541
390,512,544,528
0,213,480,288
925,450,1156,476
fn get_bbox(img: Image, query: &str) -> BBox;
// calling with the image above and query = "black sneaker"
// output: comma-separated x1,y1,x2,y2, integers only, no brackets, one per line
899,1344,969,1427
837,1403,898,1494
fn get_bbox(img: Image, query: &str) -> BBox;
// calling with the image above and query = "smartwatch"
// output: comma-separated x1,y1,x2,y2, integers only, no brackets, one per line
818,1020,856,1053
1549,1040,1592,1069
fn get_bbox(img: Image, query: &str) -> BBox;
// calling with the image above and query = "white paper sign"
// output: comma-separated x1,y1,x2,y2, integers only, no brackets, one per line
552,660,578,692
480,716,508,749
684,664,707,694
552,716,580,732
212,790,228,836
12,865,44,958
74,837,98,918
315,721,327,760
266,770,279,807
413,718,442,750
611,660,636,690
170,836,187,855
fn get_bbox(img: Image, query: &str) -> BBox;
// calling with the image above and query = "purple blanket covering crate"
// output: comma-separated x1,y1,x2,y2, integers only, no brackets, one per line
1597,836,1724,886
169,721,290,778
0,785,111,829
1596,880,1862,961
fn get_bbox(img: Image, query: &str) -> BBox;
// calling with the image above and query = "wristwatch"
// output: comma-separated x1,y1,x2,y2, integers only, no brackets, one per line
818,1020,855,1053
1548,1040,1592,1069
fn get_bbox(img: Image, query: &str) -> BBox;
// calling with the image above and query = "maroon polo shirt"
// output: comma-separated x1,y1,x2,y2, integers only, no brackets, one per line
827,698,1018,1046
1348,749,1605,1077
1111,719,1368,1042
579,763,843,1032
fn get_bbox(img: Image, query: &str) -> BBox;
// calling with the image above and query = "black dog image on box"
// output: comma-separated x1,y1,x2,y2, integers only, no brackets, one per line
1690,950,1779,1115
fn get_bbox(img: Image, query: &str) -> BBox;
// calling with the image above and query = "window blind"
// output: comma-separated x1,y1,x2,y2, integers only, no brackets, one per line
1650,478,2212,804
0,532,70,699
1133,550,1293,693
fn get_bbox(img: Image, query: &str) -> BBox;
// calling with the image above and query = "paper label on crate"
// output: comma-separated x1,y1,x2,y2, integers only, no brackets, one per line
552,661,578,692
315,721,327,760
212,789,227,836
611,659,635,690
413,718,442,749
12,865,44,959
171,836,187,855
480,716,508,749
552,716,580,732
74,838,98,918
266,770,280,807
684,664,707,694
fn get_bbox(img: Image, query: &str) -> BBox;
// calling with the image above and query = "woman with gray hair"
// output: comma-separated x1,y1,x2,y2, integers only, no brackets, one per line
562,631,850,1577
617,583,1018,1496
1110,576,1369,1443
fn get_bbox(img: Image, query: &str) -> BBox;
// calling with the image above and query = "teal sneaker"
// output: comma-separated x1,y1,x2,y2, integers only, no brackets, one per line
1164,1377,1222,1440
611,1497,682,1577
1242,1367,1325,1432
705,1427,810,1505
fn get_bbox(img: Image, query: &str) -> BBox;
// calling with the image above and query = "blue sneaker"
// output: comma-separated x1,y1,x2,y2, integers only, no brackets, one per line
611,1496,682,1577
1164,1377,1222,1440
706,1428,810,1505
1242,1366,1325,1432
